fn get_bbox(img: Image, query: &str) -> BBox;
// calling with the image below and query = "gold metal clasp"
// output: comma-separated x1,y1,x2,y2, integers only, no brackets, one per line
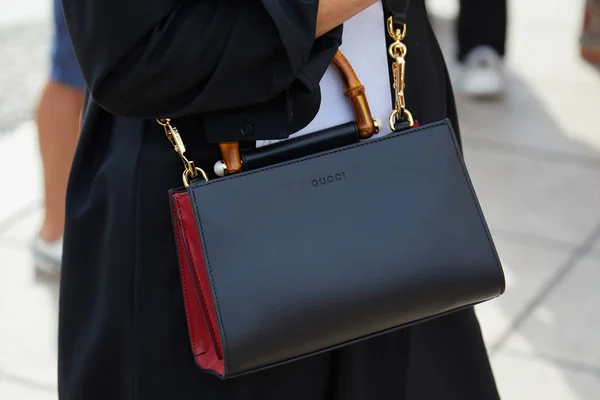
386,17,414,131
157,118,208,187
161,119,186,155
387,18,407,42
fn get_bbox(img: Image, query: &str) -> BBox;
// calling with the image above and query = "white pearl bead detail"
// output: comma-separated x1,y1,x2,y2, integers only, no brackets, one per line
373,117,382,133
214,160,226,177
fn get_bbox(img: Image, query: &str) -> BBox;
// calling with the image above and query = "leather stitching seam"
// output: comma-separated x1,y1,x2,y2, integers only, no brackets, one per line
175,194,223,358
191,120,449,187
171,195,200,356
445,135,506,293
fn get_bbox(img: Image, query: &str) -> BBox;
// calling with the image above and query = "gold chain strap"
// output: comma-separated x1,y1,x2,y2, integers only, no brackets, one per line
157,118,207,186
386,17,414,130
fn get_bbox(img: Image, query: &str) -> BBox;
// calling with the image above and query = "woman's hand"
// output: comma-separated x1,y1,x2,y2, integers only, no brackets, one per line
316,0,379,37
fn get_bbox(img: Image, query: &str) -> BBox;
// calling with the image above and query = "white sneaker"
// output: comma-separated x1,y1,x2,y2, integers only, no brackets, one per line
32,235,62,277
458,46,505,98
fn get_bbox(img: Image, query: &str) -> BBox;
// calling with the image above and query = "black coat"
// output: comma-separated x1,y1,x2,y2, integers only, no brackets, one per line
59,1,500,399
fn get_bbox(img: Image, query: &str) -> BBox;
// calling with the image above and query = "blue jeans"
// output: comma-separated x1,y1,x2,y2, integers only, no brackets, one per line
50,0,85,89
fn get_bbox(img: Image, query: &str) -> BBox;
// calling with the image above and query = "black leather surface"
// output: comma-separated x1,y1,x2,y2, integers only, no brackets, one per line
189,119,505,377
242,122,360,171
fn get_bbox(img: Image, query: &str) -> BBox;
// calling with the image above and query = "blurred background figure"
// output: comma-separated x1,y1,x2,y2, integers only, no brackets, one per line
455,0,507,98
32,0,84,275
581,0,600,64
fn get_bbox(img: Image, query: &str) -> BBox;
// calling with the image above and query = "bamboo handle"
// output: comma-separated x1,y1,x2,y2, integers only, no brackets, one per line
330,50,377,139
218,50,376,176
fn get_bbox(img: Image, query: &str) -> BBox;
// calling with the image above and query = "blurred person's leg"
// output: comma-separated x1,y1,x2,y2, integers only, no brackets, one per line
457,0,507,61
33,0,84,275
456,0,507,98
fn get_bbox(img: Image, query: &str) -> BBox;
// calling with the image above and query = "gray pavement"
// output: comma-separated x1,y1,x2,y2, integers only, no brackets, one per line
0,1,49,134
1,0,600,399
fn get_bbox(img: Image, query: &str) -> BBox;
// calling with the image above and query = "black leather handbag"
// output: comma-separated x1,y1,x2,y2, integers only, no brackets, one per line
162,1,505,379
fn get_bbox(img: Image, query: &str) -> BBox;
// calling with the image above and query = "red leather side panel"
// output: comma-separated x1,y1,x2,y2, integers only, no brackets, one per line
170,190,224,376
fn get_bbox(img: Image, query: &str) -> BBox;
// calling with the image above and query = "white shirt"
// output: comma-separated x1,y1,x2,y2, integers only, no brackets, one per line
259,3,392,146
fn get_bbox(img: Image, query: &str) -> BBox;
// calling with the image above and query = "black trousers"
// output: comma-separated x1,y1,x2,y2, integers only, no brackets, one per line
457,0,507,61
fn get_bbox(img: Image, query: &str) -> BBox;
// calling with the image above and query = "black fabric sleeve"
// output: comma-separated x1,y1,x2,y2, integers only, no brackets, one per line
61,0,322,118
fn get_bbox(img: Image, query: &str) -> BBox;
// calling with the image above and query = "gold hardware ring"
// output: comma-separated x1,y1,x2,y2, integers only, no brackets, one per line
389,108,415,131
183,167,208,188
